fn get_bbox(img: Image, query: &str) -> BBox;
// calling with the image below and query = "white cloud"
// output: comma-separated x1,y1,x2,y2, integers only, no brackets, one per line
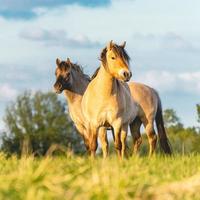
20,28,101,48
135,70,176,91
178,72,200,81
135,70,200,94
131,32,198,52
0,84,17,100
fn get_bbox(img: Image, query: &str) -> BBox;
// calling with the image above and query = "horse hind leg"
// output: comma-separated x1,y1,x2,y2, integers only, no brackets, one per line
130,117,142,155
145,121,157,156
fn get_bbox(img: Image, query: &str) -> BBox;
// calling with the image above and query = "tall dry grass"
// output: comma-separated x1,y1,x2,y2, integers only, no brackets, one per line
0,153,200,200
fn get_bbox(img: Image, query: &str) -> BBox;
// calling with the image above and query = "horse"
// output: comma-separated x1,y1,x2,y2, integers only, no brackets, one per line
81,40,138,158
91,70,172,155
53,58,109,157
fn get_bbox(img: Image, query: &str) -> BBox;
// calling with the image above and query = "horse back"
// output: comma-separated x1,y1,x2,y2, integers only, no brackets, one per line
128,82,158,121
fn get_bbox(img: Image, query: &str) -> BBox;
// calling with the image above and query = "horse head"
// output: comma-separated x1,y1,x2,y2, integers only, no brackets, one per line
101,40,132,82
54,58,72,93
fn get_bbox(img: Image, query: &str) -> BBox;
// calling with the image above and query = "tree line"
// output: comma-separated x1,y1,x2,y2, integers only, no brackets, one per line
0,91,200,156
0,91,85,156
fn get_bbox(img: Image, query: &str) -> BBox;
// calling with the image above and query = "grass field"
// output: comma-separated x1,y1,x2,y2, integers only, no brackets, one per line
0,153,200,200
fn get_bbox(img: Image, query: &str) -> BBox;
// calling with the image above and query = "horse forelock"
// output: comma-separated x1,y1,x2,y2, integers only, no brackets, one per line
113,45,130,64
58,61,70,71
100,44,130,67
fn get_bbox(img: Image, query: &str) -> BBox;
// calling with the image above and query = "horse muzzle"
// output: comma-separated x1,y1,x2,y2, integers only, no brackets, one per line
53,83,63,94
119,70,132,82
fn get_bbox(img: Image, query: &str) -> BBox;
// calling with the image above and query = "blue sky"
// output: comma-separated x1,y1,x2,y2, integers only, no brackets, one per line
0,0,110,18
0,0,200,129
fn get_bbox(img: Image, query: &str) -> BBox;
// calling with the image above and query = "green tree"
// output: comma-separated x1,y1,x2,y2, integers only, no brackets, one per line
1,91,85,156
163,108,200,154
163,108,183,130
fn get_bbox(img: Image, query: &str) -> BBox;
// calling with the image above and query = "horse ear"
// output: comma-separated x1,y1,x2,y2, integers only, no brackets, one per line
107,40,113,50
66,58,71,64
56,58,61,66
120,41,126,48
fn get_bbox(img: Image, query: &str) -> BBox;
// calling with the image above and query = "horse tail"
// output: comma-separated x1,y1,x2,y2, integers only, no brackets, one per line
155,92,172,155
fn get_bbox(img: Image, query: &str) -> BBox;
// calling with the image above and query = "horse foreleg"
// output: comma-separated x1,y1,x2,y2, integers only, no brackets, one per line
98,127,108,158
75,124,91,154
113,123,122,159
89,126,99,159
121,125,128,159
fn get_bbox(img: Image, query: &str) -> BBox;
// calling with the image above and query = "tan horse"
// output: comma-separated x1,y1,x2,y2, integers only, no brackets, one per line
91,70,172,155
81,41,138,158
53,58,109,157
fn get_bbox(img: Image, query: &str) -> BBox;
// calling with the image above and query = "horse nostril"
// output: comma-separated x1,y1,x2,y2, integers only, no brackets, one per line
130,72,132,78
123,71,128,78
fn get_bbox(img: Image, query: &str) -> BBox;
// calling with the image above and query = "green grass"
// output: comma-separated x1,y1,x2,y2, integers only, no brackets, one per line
0,153,200,200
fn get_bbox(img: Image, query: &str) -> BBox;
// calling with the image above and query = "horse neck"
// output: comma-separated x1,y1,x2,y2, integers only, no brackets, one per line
96,64,116,95
64,70,89,105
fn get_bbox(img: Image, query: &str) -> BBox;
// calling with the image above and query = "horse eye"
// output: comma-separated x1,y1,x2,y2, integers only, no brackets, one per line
111,57,115,60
